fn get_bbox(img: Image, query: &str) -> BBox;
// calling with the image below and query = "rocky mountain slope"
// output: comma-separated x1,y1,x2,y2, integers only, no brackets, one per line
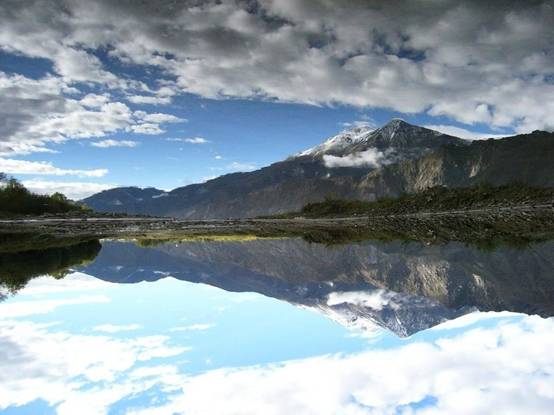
358,129,554,196
82,120,554,218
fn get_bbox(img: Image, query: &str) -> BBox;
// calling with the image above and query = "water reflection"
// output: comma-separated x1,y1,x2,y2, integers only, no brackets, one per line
0,239,101,300
83,238,554,336
1,237,553,414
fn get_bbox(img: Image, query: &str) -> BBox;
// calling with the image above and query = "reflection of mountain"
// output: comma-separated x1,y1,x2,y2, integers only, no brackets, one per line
0,239,102,299
81,238,554,336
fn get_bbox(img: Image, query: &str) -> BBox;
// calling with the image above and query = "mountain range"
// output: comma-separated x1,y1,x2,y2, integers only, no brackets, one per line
83,119,554,218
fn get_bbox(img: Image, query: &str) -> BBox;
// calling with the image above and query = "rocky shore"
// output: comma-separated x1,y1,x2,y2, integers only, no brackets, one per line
1,204,554,250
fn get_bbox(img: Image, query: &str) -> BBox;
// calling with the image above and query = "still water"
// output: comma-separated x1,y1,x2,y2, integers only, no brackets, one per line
1,238,554,414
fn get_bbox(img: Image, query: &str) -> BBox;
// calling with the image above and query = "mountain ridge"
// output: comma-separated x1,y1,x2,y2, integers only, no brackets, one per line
82,121,554,219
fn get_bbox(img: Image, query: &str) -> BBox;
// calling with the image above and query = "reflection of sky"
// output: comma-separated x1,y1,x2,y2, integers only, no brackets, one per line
1,273,553,414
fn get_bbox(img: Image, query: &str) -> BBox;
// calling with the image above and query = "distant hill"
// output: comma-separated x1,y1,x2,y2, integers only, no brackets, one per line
82,120,554,219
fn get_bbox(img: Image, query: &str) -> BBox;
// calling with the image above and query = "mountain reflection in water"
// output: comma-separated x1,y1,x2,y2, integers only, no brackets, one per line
1,237,554,414
81,238,554,336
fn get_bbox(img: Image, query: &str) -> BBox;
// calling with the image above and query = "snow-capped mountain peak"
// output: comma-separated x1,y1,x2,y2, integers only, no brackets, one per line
294,119,467,160
297,125,374,157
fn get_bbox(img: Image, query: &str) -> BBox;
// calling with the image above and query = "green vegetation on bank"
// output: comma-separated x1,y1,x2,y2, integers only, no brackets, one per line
0,239,102,300
283,184,554,219
0,173,91,217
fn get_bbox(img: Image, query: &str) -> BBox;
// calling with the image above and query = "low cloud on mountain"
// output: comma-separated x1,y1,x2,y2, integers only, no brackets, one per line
323,148,392,168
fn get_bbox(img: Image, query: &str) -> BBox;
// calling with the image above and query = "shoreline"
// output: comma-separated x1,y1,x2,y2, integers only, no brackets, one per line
1,204,554,250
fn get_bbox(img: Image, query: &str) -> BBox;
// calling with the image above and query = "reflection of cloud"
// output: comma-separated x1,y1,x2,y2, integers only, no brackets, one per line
0,295,110,318
327,290,399,311
429,311,517,331
170,324,214,332
0,320,189,413
127,315,554,415
93,324,142,333
17,272,110,296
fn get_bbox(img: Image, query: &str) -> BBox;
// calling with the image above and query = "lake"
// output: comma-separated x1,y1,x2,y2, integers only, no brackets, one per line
1,237,554,414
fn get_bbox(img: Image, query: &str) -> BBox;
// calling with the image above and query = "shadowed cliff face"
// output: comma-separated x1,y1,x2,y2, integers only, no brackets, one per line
80,238,554,336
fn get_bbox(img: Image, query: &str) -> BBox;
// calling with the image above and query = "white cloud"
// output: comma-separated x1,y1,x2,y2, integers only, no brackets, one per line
130,123,164,135
127,95,172,105
323,148,390,168
168,137,209,144
0,72,185,156
424,125,511,140
21,180,114,200
91,139,138,148
341,120,375,129
0,158,108,177
93,324,142,333
0,1,552,133
80,93,111,108
214,155,223,160
134,111,184,124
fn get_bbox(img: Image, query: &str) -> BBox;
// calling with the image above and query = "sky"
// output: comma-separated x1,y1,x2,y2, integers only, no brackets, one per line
0,0,553,199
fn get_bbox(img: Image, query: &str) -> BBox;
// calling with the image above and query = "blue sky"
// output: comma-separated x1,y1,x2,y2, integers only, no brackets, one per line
0,1,552,198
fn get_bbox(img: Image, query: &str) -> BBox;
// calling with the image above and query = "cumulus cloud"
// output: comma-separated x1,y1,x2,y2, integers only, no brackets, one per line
0,72,185,155
0,0,552,133
323,148,390,168
91,139,138,148
21,180,115,200
129,123,164,135
80,93,111,108
127,95,172,105
134,111,184,124
0,158,108,177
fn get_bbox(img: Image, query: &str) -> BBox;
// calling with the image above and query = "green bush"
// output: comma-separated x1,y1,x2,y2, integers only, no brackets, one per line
0,173,87,216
